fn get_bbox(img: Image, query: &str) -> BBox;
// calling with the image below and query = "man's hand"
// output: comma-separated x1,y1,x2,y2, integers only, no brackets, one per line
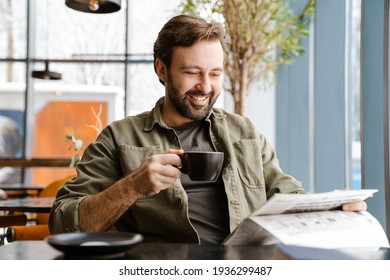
128,149,184,196
342,200,367,212
79,149,184,232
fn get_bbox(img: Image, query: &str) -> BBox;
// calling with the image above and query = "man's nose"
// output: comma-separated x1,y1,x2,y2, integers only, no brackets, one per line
196,75,212,94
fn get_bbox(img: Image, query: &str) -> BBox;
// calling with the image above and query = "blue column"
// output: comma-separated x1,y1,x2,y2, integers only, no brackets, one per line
361,0,389,235
314,0,347,192
277,0,347,192
276,0,312,191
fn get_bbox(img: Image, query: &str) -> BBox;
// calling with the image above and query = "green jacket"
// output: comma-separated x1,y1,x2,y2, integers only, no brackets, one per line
49,98,304,243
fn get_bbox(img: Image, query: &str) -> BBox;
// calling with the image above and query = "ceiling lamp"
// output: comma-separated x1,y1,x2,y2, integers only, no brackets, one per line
31,60,62,80
65,0,121,14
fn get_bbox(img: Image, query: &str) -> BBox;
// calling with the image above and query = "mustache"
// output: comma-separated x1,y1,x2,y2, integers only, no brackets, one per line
185,90,214,97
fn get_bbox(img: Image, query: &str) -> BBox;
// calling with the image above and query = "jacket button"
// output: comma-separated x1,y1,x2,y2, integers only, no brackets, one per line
230,200,240,206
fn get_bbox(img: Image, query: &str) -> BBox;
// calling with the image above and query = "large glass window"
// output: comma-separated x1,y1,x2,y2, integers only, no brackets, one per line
0,0,181,186
0,0,27,60
34,0,126,59
0,1,27,184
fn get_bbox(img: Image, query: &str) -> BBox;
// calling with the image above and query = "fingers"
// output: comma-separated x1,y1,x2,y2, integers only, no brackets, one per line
162,149,185,169
163,148,184,155
148,156,182,178
129,152,183,196
342,201,367,212
157,152,182,168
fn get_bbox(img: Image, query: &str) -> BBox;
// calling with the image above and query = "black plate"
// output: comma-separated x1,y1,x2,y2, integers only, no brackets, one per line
47,232,143,256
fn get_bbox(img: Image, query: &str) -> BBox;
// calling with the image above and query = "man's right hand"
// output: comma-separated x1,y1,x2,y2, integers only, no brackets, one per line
79,149,184,232
127,149,184,196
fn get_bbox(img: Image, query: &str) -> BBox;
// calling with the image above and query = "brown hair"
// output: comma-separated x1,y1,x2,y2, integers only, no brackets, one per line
153,14,229,84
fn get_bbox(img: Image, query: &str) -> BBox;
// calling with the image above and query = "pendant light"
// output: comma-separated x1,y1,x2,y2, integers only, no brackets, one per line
31,60,62,80
65,0,121,14
31,3,62,80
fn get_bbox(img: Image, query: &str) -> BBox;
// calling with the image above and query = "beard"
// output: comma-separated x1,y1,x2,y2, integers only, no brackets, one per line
166,74,218,121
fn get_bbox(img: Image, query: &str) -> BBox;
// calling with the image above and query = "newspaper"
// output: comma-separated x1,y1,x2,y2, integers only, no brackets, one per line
224,189,390,249
252,189,378,215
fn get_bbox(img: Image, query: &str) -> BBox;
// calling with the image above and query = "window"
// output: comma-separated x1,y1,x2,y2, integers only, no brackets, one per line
0,0,180,185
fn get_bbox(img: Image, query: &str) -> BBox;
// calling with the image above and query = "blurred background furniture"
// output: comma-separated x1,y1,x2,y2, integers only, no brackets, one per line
0,175,72,244
0,214,27,245
0,184,45,198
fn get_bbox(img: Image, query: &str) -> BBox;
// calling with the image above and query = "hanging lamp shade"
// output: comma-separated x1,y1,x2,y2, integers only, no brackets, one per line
65,0,121,14
31,60,62,80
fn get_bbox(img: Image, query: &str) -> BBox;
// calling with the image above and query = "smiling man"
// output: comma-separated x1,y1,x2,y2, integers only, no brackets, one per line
49,15,366,244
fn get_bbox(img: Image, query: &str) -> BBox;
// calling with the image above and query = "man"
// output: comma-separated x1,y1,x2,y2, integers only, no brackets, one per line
49,14,366,244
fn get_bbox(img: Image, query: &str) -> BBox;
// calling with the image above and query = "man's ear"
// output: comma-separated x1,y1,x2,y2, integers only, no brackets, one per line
155,58,168,84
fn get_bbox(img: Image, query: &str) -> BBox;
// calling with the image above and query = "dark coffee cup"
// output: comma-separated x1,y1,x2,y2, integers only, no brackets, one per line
180,151,224,181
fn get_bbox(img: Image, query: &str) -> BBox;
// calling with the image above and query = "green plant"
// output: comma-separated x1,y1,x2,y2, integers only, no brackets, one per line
64,132,83,168
64,104,103,168
179,0,315,115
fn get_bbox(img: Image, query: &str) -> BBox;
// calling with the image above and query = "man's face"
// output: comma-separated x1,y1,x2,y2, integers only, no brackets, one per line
162,40,224,124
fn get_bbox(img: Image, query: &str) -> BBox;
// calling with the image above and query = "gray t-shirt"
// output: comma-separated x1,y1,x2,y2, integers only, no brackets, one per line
174,120,230,244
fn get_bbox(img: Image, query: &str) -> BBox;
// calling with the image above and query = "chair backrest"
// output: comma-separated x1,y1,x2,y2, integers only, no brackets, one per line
3,175,75,243
39,174,74,198
37,174,74,224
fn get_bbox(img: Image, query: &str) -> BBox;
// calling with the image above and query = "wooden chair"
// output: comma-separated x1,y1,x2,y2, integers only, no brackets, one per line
4,175,73,242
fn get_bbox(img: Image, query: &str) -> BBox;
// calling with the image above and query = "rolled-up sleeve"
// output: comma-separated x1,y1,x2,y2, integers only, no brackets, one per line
48,127,122,234
49,196,86,233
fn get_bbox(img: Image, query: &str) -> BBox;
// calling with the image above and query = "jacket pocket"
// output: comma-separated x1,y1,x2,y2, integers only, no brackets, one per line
118,145,161,176
232,139,265,189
